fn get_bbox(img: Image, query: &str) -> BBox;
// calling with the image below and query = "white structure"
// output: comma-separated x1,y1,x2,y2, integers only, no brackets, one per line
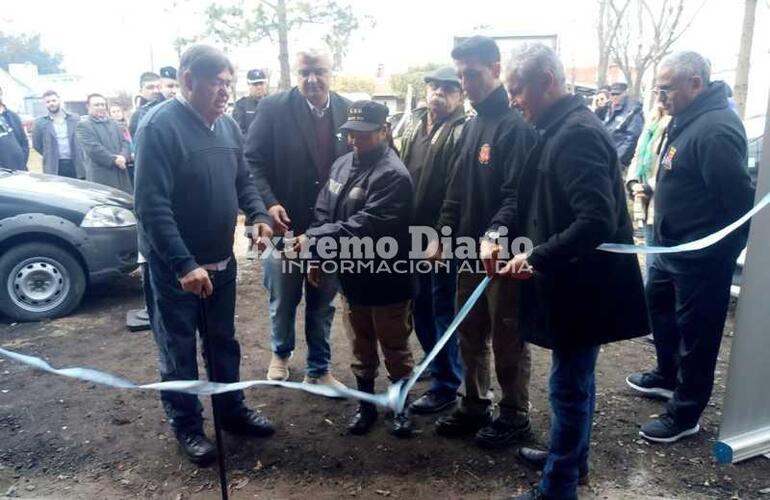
715,91,770,464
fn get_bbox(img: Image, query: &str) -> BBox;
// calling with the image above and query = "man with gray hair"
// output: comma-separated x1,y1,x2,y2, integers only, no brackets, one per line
245,49,350,388
483,43,648,499
626,51,754,443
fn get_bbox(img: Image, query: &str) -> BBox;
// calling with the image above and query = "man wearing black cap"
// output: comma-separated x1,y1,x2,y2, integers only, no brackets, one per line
433,35,536,450
399,66,466,415
245,49,350,389
234,69,268,135
603,82,644,169
295,100,416,437
159,66,179,100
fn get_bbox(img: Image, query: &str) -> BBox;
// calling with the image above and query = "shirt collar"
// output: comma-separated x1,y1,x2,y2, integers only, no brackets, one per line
176,94,216,131
306,94,330,117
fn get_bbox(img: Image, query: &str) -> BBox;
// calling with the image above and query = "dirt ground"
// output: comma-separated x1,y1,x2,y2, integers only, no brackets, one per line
1,248,769,499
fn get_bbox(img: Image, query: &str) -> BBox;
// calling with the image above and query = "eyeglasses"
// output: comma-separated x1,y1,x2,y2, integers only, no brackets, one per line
298,68,329,78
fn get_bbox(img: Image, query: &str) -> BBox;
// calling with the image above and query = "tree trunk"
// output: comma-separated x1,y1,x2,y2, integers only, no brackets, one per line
596,0,609,87
277,0,291,91
735,0,758,118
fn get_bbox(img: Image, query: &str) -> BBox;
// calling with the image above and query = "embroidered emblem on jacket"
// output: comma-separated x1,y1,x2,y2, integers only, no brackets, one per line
478,144,491,165
661,146,677,170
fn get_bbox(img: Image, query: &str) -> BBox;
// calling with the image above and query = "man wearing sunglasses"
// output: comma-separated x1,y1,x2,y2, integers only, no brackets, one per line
398,67,467,415
245,49,351,390
626,51,755,444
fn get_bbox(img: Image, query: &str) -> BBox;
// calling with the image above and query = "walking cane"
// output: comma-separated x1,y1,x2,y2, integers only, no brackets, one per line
199,290,230,500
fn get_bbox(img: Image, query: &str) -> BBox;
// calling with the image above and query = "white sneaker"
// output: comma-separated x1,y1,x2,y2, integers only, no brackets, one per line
267,354,291,381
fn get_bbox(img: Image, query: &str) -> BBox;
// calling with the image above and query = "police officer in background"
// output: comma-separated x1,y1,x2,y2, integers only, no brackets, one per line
234,69,268,135
159,66,179,100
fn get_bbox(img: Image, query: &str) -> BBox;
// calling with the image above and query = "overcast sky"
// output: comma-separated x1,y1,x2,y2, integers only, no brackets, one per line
4,0,770,116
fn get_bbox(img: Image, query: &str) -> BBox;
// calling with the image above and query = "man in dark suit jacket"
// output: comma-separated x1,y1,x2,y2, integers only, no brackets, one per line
245,49,351,388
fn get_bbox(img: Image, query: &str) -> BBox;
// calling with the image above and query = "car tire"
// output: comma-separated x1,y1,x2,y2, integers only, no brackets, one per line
0,242,86,322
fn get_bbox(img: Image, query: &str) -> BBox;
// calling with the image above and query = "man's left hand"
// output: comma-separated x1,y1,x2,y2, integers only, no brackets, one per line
499,253,534,280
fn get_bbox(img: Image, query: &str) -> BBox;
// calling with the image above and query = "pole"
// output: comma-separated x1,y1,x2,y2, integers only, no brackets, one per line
199,296,229,500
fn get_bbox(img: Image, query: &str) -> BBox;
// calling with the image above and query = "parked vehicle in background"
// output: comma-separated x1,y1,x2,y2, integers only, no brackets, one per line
0,168,138,321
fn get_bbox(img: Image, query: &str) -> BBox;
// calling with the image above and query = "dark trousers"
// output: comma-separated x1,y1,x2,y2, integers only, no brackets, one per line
412,263,462,396
648,258,735,426
541,346,599,500
147,255,246,435
58,159,77,179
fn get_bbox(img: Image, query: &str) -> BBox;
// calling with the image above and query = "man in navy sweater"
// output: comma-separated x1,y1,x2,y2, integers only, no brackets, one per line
134,45,275,465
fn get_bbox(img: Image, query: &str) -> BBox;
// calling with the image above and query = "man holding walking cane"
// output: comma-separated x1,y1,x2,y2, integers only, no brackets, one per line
134,44,275,466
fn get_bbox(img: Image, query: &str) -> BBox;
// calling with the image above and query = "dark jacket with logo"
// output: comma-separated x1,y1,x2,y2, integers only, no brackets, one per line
437,85,536,239
245,87,351,234
489,94,649,350
233,96,262,135
654,81,754,273
603,95,644,166
400,106,467,227
306,143,414,307
32,111,85,178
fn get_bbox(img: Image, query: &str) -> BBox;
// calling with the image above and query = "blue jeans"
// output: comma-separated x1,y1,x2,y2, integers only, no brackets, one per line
262,255,337,377
412,263,462,396
540,346,600,500
147,255,246,435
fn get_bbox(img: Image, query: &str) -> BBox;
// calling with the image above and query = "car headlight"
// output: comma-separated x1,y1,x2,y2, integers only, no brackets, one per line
81,205,137,228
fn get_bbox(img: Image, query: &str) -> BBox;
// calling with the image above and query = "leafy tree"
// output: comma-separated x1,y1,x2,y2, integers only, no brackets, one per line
178,0,366,90
0,32,63,74
331,74,376,95
390,63,444,100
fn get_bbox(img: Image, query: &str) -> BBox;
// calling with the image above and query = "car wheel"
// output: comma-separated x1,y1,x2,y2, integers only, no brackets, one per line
0,242,86,322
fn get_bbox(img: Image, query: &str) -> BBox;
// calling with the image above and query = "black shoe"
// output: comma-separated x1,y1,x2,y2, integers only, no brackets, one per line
626,371,675,400
507,486,550,500
390,411,413,438
175,431,216,466
348,403,378,435
474,418,532,449
435,409,492,437
639,413,700,443
221,410,275,437
516,447,590,486
409,391,458,415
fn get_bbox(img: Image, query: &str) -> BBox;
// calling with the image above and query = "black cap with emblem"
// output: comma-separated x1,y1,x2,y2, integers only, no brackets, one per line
340,100,389,132
159,66,177,80
247,69,267,83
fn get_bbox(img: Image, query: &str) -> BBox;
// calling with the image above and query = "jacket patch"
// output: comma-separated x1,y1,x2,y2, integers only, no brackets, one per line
348,186,367,200
329,179,343,195
661,145,677,170
478,143,491,165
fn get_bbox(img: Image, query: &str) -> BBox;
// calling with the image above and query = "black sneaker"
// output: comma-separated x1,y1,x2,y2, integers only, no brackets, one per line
626,371,675,400
516,447,589,486
409,391,458,415
435,409,492,437
474,418,532,449
639,413,700,443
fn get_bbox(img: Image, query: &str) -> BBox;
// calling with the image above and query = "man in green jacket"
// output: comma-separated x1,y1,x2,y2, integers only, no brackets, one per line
399,67,467,414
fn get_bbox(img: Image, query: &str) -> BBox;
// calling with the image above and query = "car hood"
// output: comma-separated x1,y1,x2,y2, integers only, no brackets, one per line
0,169,133,211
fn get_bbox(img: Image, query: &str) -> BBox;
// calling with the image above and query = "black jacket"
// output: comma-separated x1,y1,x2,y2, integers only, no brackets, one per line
654,81,754,273
32,111,85,178
437,85,536,239
233,96,262,135
400,106,467,227
134,98,270,278
603,95,644,166
129,97,164,138
490,94,649,350
0,108,29,165
245,88,351,234
306,143,414,307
